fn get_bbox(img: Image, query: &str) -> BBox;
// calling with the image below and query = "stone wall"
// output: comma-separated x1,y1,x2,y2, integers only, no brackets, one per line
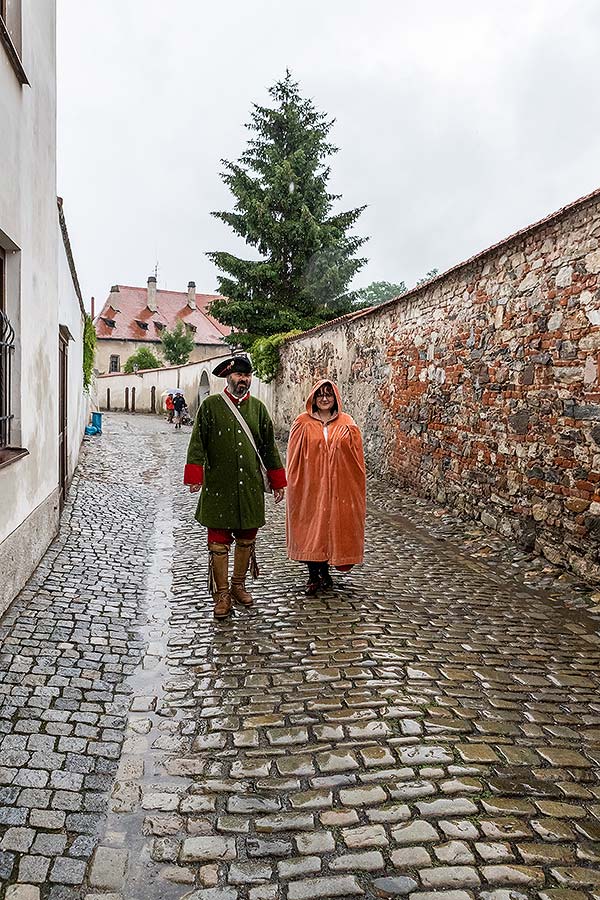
275,189,600,581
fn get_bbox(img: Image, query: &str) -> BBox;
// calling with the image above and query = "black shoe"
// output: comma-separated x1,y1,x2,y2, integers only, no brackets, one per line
305,562,320,596
318,562,333,590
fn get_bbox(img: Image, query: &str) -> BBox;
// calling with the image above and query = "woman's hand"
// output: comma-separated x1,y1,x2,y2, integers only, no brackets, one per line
189,484,201,493
273,488,286,503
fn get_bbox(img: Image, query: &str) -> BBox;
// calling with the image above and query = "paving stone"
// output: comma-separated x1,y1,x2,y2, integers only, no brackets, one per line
392,820,439,844
247,838,292,858
480,893,529,900
255,812,314,832
420,865,481,889
228,860,272,883
31,833,67,856
180,836,236,862
475,842,514,861
434,840,476,864
416,797,478,817
0,849,16,879
315,750,359,772
287,874,364,899
391,846,433,869
367,802,410,823
248,888,278,900
89,846,129,889
534,801,586,819
18,855,51,884
410,892,472,900
49,856,87,884
342,824,389,848
399,745,453,765
1,827,36,852
180,890,238,900
295,832,335,855
550,868,600,888
372,876,418,896
277,855,321,878
482,864,546,885
456,743,500,763
517,842,575,864
536,748,592,768
330,850,385,871
320,809,359,826
5,887,41,900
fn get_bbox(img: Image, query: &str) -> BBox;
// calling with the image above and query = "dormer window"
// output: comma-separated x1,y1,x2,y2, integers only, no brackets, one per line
102,317,116,328
135,320,149,330
186,323,197,333
154,321,165,331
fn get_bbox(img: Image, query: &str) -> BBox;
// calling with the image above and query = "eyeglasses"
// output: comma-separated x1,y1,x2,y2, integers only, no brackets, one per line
315,388,334,398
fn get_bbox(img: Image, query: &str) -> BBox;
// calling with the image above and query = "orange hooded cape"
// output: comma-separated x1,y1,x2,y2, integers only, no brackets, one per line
286,380,366,567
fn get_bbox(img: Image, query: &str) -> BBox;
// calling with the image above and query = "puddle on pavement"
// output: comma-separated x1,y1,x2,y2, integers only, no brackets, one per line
90,494,191,900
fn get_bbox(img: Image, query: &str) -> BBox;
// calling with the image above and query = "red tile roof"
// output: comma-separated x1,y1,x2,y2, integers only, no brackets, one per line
94,284,230,345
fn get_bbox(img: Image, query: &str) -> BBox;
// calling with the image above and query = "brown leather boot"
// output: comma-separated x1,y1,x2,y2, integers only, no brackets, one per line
208,542,232,618
230,538,258,606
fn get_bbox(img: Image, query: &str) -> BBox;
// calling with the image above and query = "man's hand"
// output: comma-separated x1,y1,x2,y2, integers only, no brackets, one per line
273,488,285,504
189,484,201,494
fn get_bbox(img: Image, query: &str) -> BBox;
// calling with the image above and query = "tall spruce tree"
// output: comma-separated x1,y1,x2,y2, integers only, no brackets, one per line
208,72,368,346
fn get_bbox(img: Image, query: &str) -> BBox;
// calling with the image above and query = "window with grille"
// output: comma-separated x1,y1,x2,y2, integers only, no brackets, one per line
0,0,27,85
1,0,21,54
0,250,15,448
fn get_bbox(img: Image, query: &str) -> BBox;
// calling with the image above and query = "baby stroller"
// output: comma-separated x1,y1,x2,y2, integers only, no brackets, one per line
180,405,193,426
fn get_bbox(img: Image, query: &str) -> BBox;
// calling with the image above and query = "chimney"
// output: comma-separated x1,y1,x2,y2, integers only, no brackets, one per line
90,296,95,320
147,275,157,312
109,285,120,309
187,281,197,310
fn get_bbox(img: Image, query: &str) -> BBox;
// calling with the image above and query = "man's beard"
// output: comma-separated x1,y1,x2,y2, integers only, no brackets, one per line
230,380,249,397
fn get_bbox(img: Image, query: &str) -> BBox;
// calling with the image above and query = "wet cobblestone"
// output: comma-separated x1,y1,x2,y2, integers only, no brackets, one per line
1,413,600,899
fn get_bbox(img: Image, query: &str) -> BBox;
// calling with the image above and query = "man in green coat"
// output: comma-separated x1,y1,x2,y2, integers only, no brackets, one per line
184,352,286,618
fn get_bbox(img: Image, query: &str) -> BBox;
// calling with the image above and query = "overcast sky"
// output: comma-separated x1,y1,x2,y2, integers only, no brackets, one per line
57,0,600,311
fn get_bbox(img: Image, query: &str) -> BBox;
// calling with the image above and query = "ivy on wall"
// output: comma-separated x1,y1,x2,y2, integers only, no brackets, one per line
250,331,302,383
83,314,96,392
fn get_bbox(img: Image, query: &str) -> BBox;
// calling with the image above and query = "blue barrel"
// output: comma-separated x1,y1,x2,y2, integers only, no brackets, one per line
91,412,103,433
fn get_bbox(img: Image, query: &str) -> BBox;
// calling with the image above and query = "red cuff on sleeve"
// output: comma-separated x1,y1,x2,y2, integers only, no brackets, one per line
184,463,204,485
268,468,287,490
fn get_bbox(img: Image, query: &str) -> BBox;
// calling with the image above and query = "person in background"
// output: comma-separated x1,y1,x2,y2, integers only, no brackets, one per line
286,379,366,595
173,391,187,429
184,352,286,618
165,392,175,423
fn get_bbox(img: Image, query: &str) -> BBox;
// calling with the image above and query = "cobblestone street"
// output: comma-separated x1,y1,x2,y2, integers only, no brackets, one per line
1,412,600,900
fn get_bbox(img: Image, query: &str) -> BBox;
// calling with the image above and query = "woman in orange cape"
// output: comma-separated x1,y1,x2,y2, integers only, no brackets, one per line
286,379,366,594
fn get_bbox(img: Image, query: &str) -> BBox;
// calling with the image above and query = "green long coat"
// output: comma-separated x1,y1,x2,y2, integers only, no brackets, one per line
186,393,283,529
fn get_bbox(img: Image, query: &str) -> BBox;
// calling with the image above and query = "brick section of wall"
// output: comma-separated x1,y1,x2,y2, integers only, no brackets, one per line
276,191,600,580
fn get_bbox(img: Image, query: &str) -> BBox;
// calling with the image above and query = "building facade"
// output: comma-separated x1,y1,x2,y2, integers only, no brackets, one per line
0,1,87,616
94,278,230,374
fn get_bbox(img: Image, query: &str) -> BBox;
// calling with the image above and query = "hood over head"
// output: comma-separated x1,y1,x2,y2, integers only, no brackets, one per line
305,379,343,416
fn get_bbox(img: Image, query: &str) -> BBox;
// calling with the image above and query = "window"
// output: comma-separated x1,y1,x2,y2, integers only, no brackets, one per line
109,355,120,373
0,250,15,448
0,0,27,84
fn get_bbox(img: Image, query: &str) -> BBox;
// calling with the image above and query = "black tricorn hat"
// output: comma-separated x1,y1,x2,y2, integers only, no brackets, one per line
212,352,253,378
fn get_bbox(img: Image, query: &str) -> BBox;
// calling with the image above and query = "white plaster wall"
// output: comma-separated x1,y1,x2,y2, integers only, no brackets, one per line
97,355,276,419
57,228,88,481
0,1,59,545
